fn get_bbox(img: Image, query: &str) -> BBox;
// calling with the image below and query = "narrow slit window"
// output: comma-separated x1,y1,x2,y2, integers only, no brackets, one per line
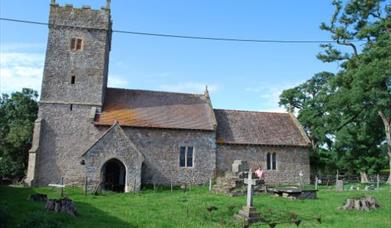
179,146,186,167
76,39,83,50
187,147,193,167
266,153,271,170
71,75,75,84
70,104,73,111
272,153,276,170
70,38,76,50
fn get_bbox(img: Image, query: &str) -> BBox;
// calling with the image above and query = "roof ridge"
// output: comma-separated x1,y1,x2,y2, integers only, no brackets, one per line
81,121,119,157
107,87,205,97
214,108,288,115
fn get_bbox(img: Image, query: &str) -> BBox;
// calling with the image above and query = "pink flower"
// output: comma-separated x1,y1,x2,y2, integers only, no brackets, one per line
255,168,265,179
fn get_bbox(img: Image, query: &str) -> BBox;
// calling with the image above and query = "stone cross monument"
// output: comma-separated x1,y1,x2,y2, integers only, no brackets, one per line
244,170,256,207
235,169,260,224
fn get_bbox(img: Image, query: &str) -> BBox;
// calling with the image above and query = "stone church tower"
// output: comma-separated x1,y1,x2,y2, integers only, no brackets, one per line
26,0,112,186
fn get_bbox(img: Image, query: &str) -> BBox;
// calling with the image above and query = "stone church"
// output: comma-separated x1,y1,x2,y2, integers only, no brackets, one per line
26,1,311,192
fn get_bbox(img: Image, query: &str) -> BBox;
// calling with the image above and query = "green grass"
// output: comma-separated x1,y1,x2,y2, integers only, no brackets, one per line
0,185,390,227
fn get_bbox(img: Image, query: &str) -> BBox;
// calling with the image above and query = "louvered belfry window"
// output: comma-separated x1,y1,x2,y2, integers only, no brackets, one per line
70,38,83,51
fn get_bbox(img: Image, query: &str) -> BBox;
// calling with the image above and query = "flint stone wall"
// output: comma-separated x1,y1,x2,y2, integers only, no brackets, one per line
216,144,310,185
123,128,216,186
31,103,103,186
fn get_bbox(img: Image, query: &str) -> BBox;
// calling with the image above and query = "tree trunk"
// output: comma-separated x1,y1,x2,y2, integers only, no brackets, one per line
360,171,369,183
339,196,379,211
378,111,391,184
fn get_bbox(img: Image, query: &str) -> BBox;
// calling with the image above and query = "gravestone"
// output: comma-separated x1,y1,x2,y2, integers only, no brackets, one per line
336,180,344,192
299,171,304,190
376,174,380,190
214,160,264,196
235,169,260,224
232,160,249,174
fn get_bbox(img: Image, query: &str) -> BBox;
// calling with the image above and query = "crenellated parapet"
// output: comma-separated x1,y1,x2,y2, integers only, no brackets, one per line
49,0,111,31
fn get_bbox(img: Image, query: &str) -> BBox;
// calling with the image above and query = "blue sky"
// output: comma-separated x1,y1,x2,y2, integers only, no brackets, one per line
0,0,342,111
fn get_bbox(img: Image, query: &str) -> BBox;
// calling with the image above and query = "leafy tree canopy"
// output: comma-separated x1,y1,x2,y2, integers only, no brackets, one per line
280,0,391,180
0,88,38,179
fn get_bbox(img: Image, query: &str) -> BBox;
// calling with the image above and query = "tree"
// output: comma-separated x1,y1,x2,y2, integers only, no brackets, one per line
279,0,390,180
279,72,335,174
0,88,38,180
318,0,391,183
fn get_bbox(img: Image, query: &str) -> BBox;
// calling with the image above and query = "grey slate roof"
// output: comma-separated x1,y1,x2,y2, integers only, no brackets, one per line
214,109,311,146
95,88,216,131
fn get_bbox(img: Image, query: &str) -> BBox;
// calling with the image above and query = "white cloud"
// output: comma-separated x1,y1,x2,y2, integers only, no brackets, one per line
245,82,302,112
159,82,219,94
0,52,44,94
107,74,130,88
1,43,46,52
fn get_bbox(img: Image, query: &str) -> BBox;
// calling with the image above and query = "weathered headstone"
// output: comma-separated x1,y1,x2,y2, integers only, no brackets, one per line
336,180,344,192
376,174,380,190
299,171,304,190
214,160,264,196
232,160,249,174
235,169,260,224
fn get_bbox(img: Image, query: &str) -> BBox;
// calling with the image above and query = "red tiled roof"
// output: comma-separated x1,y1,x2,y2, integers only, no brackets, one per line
95,88,216,130
214,109,311,146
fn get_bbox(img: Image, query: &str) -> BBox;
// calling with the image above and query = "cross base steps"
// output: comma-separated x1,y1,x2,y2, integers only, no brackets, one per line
235,206,261,223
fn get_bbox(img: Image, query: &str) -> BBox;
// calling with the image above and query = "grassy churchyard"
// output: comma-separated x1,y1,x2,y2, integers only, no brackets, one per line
0,185,390,227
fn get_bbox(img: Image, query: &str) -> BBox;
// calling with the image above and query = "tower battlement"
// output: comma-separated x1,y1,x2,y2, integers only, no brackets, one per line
40,0,112,106
49,0,111,30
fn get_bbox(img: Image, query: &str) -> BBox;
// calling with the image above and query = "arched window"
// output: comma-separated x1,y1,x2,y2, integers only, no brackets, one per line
266,152,277,170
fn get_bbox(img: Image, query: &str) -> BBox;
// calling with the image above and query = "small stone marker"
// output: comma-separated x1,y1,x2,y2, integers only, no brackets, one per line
336,180,344,192
235,169,260,224
209,178,212,192
376,174,380,190
299,170,304,190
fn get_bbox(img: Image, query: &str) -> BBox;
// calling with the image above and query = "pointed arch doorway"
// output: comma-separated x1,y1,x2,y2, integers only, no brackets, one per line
101,158,126,192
